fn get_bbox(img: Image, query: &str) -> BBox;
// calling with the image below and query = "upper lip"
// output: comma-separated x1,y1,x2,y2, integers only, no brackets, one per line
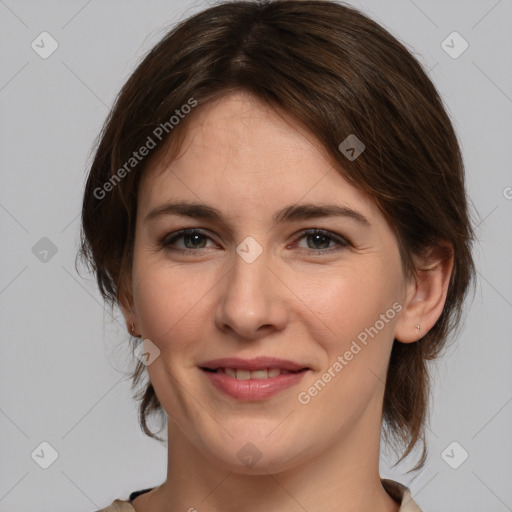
198,356,309,372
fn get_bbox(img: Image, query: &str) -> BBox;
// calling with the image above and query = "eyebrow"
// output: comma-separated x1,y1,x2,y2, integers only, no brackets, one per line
145,200,371,227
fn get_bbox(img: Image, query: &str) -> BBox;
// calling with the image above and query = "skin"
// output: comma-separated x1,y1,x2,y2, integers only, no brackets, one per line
121,91,453,512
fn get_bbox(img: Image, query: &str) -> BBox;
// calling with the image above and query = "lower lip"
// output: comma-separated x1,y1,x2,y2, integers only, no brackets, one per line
201,369,308,400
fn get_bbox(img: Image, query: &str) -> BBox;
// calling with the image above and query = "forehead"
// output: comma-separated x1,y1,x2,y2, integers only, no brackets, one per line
137,92,378,222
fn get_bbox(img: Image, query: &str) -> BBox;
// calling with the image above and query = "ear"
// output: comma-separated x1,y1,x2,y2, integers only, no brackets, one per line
394,242,454,343
118,274,139,337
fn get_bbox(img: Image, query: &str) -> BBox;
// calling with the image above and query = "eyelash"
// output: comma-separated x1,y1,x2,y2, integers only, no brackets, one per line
160,228,350,255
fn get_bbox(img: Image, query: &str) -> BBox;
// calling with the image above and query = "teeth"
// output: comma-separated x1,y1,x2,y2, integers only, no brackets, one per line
218,368,293,379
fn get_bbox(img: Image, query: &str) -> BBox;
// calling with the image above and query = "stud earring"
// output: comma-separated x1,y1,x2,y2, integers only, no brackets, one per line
415,324,421,333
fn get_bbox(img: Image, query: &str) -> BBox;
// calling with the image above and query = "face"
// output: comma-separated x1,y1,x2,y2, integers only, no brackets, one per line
126,91,411,474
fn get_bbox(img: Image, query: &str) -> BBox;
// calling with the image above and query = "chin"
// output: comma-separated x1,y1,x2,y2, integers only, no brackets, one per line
202,436,309,476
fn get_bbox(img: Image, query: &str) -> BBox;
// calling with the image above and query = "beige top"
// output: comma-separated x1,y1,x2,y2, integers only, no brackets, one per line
96,479,422,511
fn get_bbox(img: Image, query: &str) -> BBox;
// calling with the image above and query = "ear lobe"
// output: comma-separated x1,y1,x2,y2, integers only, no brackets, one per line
394,242,454,343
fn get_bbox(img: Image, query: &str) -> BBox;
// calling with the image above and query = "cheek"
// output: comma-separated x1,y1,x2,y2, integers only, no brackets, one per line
307,262,401,347
131,256,211,350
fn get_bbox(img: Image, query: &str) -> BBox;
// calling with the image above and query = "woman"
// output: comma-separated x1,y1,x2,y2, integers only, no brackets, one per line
80,1,475,510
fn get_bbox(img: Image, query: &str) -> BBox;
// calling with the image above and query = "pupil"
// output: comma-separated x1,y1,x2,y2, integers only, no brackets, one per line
186,234,206,248
310,234,329,249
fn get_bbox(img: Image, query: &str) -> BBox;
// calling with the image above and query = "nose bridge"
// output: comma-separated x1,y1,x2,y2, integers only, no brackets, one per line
215,241,287,337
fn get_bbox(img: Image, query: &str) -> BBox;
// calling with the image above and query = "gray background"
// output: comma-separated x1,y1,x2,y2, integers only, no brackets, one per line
0,0,511,511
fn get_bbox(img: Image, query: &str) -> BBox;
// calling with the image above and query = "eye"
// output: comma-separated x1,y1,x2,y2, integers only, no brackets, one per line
293,229,350,254
161,229,216,253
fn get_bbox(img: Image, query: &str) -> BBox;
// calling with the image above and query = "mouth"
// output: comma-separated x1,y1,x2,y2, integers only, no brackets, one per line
198,357,310,400
198,356,310,399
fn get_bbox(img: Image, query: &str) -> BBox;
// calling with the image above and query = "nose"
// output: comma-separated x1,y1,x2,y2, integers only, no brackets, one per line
214,249,289,340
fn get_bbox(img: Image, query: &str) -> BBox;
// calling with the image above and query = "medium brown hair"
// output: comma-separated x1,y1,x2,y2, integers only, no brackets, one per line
79,0,475,470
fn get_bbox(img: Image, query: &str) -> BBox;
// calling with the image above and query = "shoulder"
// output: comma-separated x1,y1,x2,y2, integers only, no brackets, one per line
95,498,135,512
